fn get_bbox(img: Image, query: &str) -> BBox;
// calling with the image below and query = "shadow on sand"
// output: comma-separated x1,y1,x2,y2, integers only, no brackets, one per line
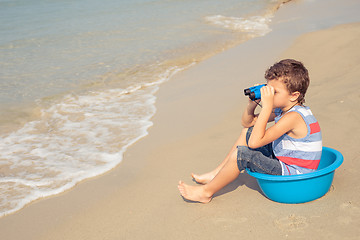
181,171,265,203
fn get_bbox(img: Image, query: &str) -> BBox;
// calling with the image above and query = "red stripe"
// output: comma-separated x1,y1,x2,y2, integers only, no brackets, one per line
277,156,320,169
285,165,291,175
310,122,321,134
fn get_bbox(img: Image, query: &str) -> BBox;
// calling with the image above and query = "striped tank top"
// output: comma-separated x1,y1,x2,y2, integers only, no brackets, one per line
272,105,322,175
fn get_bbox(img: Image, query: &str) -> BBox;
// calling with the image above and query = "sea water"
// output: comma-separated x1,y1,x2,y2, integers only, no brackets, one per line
0,0,289,216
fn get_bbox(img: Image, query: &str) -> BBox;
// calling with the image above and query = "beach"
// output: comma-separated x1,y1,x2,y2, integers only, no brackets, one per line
1,0,360,239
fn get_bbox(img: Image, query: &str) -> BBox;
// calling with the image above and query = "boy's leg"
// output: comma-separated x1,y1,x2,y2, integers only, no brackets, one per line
237,146,282,175
178,149,240,203
192,128,248,184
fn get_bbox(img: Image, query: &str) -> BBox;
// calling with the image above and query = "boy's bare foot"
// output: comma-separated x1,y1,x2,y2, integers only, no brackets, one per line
178,181,212,203
191,172,216,184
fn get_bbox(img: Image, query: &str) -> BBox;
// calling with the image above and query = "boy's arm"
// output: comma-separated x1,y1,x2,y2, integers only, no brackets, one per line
241,100,276,128
248,86,297,148
241,99,258,128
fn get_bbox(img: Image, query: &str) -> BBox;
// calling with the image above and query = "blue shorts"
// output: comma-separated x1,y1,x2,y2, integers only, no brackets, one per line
237,127,282,175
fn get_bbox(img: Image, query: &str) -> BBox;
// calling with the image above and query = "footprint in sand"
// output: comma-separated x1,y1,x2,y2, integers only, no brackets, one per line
275,214,309,231
337,215,352,225
340,201,360,212
338,201,360,225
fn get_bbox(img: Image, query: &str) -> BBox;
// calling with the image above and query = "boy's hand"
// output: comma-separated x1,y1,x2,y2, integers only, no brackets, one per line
260,85,274,110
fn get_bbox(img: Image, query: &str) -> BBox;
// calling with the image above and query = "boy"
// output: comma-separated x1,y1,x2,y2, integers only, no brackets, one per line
178,59,322,203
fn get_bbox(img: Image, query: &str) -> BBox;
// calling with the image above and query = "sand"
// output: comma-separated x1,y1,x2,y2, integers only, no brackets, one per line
1,0,360,239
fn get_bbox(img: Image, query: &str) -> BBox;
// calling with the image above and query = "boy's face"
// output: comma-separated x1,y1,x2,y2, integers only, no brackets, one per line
267,79,294,109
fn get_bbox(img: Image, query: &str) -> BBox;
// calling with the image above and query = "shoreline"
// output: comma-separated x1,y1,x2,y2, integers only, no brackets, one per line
0,0,289,136
0,0,295,218
0,0,299,217
1,0,360,239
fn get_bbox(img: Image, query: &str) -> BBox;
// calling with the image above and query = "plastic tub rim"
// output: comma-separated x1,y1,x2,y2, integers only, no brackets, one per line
246,147,343,181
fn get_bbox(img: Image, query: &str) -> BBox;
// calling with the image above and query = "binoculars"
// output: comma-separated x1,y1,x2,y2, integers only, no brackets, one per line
244,84,266,100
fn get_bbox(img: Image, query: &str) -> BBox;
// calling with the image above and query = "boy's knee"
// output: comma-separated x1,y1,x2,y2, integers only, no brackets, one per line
237,128,249,146
229,149,238,163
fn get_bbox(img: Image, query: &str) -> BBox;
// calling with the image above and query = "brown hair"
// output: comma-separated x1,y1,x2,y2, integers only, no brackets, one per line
264,59,309,105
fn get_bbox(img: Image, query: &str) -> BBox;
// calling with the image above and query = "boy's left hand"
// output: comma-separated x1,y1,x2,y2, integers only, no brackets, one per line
260,85,274,110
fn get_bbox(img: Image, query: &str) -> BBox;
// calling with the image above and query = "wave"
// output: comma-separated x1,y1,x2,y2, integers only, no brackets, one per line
0,63,192,217
204,14,272,36
204,0,294,36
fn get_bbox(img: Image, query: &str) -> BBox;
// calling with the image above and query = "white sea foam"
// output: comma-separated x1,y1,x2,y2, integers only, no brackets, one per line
0,65,189,217
204,14,273,36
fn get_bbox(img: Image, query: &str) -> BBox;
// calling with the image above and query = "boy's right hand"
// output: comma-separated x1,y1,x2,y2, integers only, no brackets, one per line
260,85,274,110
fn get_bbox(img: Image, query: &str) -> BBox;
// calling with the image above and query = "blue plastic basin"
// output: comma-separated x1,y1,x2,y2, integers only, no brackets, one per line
246,147,343,204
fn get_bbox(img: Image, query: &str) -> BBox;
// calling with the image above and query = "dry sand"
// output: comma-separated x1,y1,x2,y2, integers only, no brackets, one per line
1,0,360,239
